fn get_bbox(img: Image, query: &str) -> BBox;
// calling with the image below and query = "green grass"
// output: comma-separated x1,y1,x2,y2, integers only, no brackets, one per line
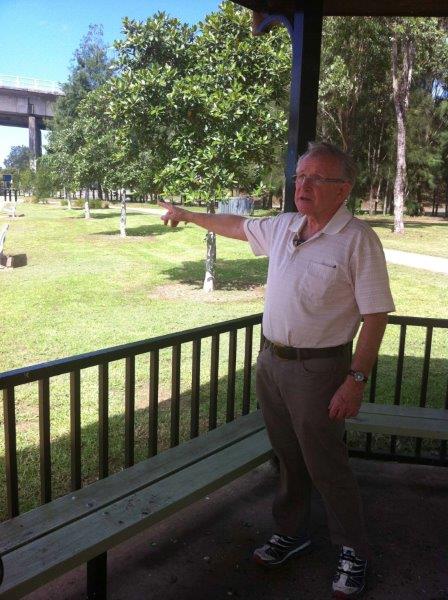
363,214,448,258
0,203,447,519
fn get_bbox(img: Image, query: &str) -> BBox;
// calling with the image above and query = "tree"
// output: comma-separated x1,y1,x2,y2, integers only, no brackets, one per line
4,146,30,171
389,17,446,233
157,2,290,290
53,24,112,126
319,18,394,213
107,4,290,289
47,24,113,216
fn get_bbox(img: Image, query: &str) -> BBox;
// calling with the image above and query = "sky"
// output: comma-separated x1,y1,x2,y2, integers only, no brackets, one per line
0,0,221,167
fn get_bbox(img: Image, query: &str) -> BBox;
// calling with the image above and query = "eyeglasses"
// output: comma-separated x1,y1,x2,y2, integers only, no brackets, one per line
293,174,348,186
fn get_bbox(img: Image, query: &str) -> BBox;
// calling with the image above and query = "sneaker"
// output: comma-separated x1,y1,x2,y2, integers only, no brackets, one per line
332,546,367,598
253,533,312,568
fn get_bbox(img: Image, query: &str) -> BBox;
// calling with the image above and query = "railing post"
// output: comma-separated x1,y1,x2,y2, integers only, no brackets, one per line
3,386,19,517
70,370,82,491
38,378,52,503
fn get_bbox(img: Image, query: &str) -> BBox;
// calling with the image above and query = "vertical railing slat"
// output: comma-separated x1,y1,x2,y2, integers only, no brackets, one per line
70,370,81,491
440,375,448,463
171,345,181,447
125,356,135,468
390,324,407,456
148,350,159,457
242,326,253,416
209,334,219,430
38,378,51,503
98,363,109,479
365,359,378,456
190,340,201,439
415,327,433,458
226,330,237,423
3,387,19,517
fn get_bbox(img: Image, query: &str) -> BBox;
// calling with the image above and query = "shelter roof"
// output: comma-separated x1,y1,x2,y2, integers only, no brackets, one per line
233,0,448,17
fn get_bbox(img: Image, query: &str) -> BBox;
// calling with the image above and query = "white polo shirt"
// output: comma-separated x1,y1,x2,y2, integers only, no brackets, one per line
244,204,395,348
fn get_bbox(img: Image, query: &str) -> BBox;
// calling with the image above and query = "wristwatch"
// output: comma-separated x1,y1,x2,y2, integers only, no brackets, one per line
348,369,368,383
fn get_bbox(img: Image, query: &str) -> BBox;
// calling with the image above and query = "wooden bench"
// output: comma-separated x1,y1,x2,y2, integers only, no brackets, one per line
0,410,272,599
1,402,446,599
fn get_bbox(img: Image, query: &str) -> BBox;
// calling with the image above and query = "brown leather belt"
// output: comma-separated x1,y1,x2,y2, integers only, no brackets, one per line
264,339,350,361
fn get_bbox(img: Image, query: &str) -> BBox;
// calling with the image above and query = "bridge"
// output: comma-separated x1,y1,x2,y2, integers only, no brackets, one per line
0,75,64,169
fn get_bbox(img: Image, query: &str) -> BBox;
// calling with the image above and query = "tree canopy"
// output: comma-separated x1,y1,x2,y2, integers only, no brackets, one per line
40,6,447,224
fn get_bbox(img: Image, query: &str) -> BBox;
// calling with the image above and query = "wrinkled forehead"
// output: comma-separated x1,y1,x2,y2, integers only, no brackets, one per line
296,153,344,176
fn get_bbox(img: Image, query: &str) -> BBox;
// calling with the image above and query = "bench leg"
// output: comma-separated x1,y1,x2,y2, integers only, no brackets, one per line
87,552,107,599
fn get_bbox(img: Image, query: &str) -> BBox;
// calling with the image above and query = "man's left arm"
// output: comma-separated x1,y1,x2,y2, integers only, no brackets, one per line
328,312,388,421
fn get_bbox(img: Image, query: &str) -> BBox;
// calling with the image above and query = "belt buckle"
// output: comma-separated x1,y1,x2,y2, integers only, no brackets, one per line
275,345,297,360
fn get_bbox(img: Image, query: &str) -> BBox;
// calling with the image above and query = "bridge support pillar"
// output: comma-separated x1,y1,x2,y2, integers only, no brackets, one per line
28,115,42,170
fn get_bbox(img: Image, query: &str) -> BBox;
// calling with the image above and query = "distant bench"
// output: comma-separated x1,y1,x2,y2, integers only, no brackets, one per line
0,403,447,599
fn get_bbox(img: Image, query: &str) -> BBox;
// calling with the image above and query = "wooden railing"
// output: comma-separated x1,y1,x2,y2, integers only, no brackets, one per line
1,314,447,519
0,314,263,518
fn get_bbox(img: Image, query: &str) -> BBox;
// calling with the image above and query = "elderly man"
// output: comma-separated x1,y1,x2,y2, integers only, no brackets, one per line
159,142,395,598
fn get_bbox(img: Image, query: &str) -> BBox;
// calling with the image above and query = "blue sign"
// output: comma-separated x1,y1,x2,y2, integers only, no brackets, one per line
3,174,12,183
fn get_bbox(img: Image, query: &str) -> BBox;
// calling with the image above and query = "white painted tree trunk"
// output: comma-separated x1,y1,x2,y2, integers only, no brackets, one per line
120,192,127,238
203,231,216,292
84,188,91,219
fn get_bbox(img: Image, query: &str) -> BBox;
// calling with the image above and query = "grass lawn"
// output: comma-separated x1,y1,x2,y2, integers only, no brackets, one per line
363,214,448,258
0,202,447,518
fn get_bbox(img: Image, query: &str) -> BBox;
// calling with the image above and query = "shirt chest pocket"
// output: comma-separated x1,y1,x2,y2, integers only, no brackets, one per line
300,261,340,301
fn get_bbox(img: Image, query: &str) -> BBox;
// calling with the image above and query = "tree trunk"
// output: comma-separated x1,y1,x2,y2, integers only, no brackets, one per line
120,192,127,238
98,184,103,201
391,23,414,235
203,203,216,292
67,192,72,210
84,188,91,219
393,106,406,233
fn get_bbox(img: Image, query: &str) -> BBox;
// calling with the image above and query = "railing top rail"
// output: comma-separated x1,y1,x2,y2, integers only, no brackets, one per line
0,313,263,389
0,74,64,95
387,315,448,328
1,313,446,390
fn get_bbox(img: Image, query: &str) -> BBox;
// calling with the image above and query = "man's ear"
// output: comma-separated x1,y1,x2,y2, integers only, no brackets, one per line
340,182,352,201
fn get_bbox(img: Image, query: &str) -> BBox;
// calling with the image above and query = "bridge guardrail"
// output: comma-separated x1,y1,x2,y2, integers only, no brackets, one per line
0,75,63,95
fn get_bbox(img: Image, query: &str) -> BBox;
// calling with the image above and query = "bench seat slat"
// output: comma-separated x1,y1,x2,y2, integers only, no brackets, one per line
358,403,448,421
1,430,273,599
347,406,448,440
0,410,266,556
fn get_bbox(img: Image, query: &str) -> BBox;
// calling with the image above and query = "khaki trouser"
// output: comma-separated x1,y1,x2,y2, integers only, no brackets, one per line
256,345,369,557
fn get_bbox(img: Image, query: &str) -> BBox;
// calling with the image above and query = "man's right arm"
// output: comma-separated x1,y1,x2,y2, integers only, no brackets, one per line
158,200,248,241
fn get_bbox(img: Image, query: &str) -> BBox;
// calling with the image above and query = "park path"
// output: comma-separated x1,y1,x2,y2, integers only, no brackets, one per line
383,248,448,275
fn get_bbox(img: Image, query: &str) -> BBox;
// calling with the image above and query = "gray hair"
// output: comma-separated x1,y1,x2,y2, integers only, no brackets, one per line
298,141,357,185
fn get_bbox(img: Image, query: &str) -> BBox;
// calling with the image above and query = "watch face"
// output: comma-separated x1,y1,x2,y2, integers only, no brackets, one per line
354,372,364,382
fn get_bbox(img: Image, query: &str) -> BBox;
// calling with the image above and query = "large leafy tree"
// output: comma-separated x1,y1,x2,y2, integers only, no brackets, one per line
107,2,290,290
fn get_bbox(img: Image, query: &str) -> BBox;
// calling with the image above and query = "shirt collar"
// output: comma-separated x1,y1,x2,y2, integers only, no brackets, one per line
322,203,353,234
287,203,352,235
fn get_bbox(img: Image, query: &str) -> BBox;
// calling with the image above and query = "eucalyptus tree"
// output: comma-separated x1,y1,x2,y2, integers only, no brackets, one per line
388,17,446,233
319,18,394,211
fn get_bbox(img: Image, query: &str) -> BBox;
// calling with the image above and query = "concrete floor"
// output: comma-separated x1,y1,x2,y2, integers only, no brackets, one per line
26,458,448,600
